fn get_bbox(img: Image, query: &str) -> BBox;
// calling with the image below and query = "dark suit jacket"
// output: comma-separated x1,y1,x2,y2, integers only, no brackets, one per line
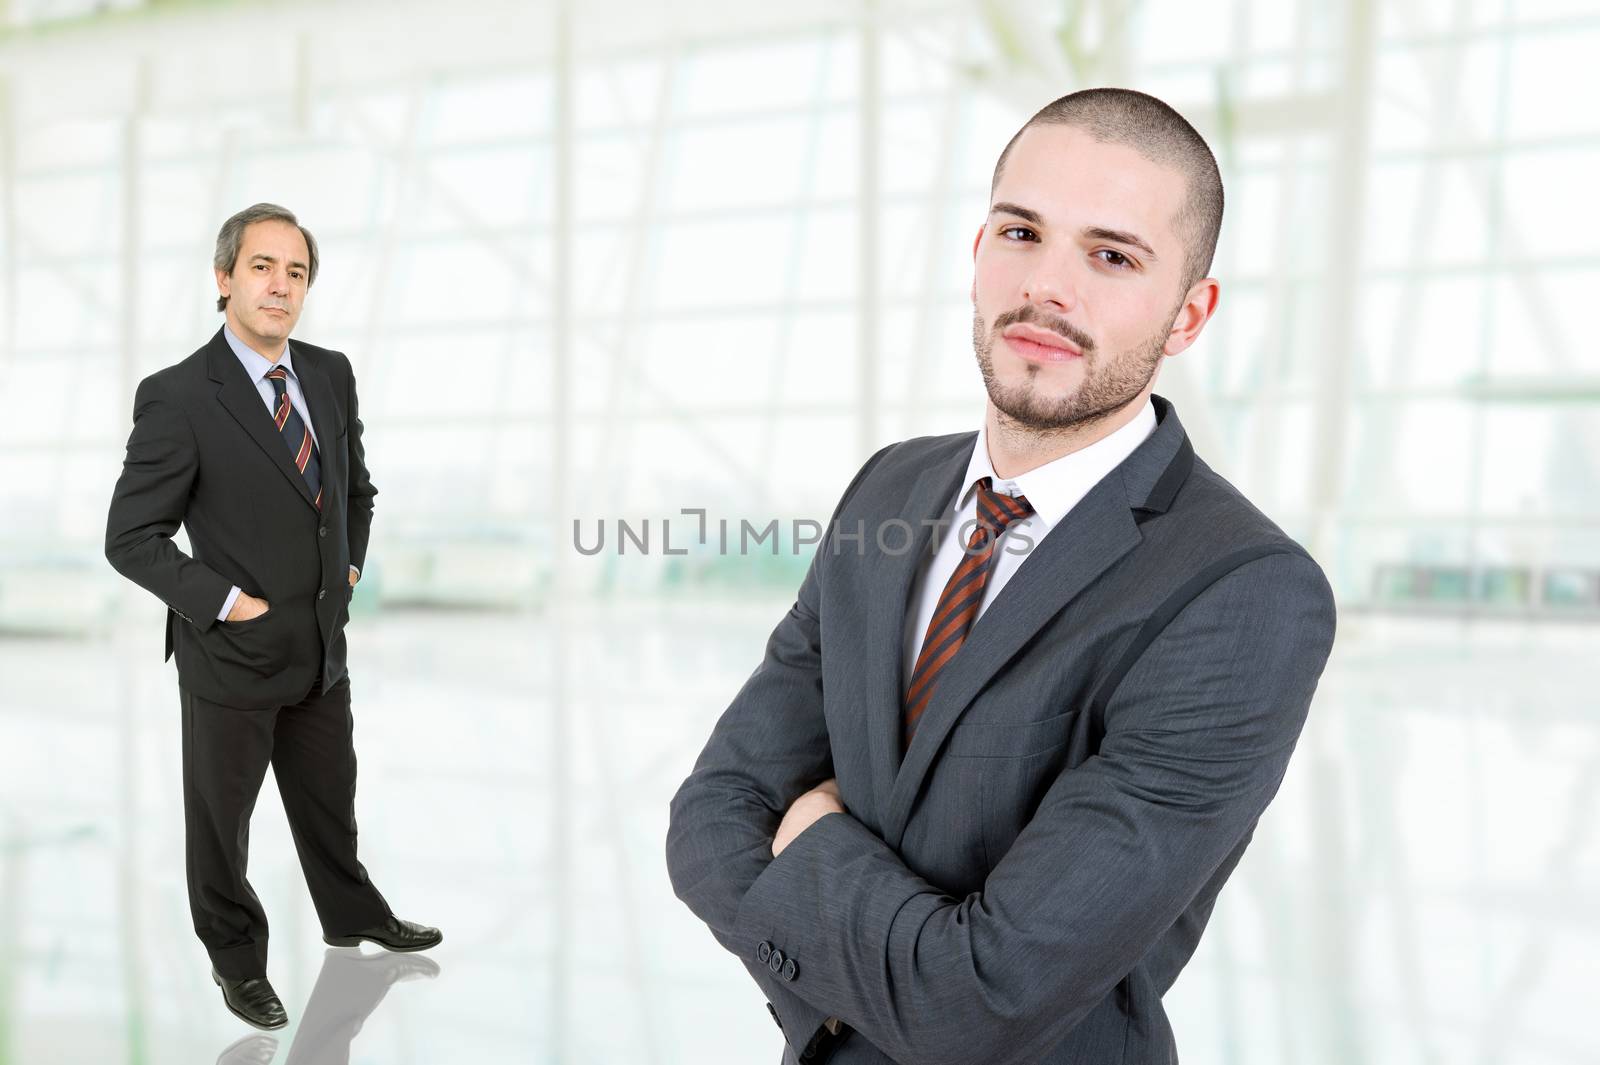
665,394,1338,1065
105,327,376,710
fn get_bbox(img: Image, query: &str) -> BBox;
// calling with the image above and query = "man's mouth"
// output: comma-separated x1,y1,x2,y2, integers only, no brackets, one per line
1001,324,1084,363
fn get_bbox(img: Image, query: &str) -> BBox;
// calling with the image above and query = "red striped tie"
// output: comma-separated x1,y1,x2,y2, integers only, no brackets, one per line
264,366,323,509
903,477,1033,745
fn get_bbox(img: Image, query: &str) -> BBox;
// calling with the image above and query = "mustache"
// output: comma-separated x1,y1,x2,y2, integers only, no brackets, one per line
992,305,1093,354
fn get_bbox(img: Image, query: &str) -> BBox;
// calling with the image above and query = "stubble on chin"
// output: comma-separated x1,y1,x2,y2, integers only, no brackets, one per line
972,307,1163,436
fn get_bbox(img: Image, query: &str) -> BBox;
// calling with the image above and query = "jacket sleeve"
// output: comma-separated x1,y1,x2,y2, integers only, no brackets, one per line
104,374,233,630
342,354,378,574
727,549,1338,1065
665,442,895,1060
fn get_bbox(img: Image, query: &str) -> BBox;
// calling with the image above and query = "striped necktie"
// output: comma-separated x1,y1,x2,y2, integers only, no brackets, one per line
903,477,1033,745
264,366,322,510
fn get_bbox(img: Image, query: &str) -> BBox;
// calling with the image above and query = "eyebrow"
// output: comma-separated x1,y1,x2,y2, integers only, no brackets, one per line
989,201,1160,261
248,253,310,272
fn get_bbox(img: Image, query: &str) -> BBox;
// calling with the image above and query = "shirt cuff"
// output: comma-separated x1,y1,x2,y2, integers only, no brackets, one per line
217,585,242,621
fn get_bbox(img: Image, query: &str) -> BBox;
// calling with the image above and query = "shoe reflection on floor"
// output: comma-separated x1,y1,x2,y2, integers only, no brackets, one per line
216,949,441,1065
217,1033,279,1065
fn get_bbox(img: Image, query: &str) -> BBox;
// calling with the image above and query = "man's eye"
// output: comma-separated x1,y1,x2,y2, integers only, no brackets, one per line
999,225,1037,242
255,264,268,271
1097,250,1134,269
290,272,304,281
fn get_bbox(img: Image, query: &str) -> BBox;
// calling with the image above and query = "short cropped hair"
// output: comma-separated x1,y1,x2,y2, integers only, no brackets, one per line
991,88,1224,296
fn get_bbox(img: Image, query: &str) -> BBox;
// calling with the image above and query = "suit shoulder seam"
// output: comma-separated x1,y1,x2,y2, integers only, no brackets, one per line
1089,546,1308,720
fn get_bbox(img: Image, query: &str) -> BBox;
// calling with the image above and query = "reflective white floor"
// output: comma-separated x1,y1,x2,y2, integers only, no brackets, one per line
0,600,1595,1064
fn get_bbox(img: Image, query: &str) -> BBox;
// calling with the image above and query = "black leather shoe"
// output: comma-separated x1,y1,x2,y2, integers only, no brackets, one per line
323,914,442,952
211,969,288,1031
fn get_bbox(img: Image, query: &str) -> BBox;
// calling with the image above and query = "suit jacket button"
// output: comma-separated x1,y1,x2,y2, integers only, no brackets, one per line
317,588,326,600
782,957,797,982
768,947,785,974
318,526,328,537
766,1002,782,1029
756,940,772,964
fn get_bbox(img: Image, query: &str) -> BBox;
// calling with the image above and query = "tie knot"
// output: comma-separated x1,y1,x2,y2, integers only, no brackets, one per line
975,477,1033,535
264,366,288,394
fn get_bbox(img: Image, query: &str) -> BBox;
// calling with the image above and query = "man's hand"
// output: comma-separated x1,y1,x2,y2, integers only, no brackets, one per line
773,778,844,858
348,567,359,588
226,592,270,622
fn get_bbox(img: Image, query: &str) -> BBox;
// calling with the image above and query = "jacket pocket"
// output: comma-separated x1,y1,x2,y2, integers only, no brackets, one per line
221,604,273,627
209,607,291,674
943,708,1081,870
944,706,1078,759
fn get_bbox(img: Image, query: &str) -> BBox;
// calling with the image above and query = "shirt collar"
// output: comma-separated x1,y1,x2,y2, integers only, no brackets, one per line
959,395,1159,532
223,322,296,383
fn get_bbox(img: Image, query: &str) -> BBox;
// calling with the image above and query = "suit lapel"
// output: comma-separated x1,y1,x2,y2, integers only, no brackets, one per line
207,328,321,512
297,353,340,486
881,395,1196,847
861,440,973,826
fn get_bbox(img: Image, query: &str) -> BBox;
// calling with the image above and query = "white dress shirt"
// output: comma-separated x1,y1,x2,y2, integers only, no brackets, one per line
902,396,1158,683
217,324,358,621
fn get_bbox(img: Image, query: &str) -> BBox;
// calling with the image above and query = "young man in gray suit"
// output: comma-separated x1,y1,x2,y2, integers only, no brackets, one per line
666,88,1338,1064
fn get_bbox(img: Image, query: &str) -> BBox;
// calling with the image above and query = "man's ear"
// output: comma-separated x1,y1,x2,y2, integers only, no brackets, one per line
1162,277,1222,356
214,266,231,300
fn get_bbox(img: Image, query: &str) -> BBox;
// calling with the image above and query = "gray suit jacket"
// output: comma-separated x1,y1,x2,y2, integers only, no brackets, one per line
665,394,1337,1065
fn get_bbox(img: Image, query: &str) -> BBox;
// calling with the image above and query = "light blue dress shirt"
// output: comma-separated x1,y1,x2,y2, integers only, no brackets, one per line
217,324,359,621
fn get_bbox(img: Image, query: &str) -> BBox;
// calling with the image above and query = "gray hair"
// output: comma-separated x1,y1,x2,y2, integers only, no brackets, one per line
213,202,320,312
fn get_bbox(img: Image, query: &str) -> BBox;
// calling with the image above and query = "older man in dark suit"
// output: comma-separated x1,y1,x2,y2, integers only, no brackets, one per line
106,204,440,1031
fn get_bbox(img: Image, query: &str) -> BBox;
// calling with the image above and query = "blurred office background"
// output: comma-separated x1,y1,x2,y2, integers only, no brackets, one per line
0,0,1596,1061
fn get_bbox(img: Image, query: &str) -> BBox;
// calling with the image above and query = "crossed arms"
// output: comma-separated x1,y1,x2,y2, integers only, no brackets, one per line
665,458,1337,1065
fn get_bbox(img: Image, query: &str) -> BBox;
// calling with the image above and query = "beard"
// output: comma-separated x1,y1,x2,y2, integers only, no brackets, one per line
973,303,1166,433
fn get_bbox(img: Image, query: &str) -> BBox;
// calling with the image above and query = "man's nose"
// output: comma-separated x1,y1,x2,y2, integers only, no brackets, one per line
1022,258,1078,312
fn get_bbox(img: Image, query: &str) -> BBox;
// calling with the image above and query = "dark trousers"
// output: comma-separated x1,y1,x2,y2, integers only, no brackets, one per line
180,672,391,980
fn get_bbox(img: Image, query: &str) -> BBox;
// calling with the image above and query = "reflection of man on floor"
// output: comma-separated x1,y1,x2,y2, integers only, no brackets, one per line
286,950,441,1065
214,950,440,1065
216,1033,278,1065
